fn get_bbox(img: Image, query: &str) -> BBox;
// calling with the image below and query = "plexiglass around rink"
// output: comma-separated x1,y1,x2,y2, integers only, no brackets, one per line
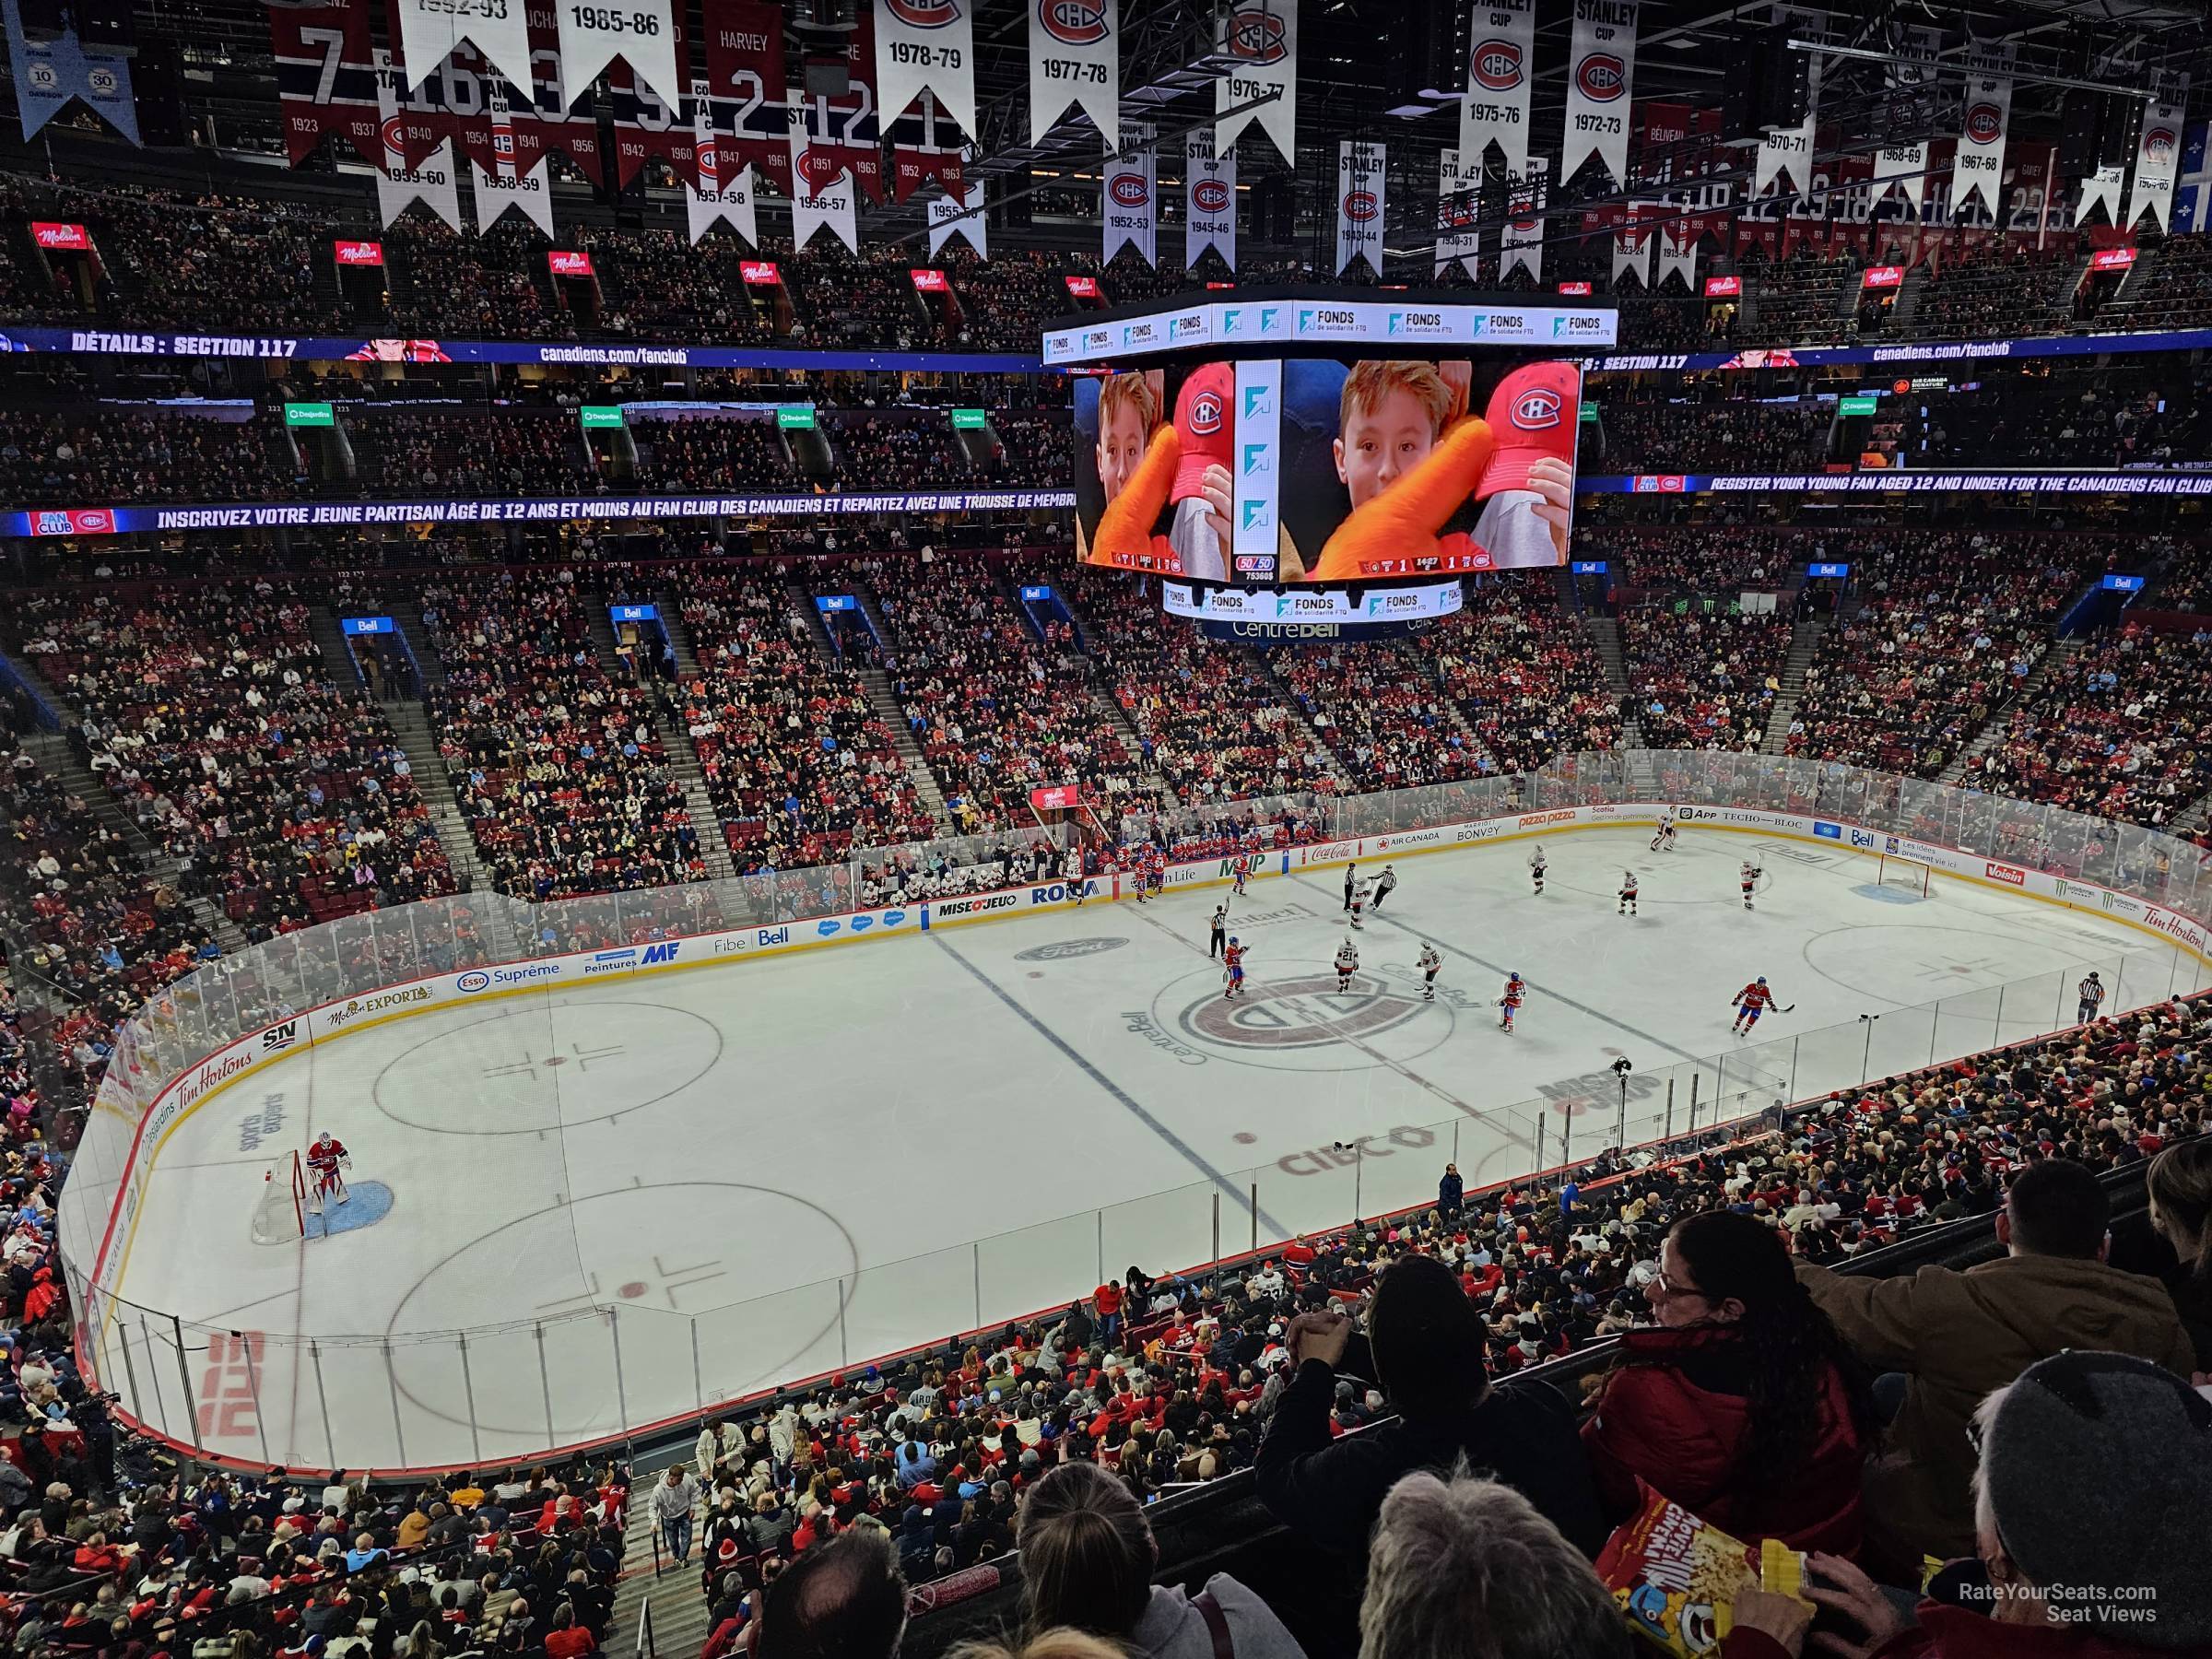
47,753,2212,1472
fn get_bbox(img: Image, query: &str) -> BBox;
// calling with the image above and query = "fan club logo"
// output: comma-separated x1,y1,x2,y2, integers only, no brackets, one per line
1038,0,1109,45
1226,8,1288,62
1964,103,2004,146
1109,172,1150,206
1512,388,1562,429
884,0,961,26
1192,179,1232,215
1575,53,1625,101
1342,190,1379,222
1471,40,1523,90
1186,390,1224,435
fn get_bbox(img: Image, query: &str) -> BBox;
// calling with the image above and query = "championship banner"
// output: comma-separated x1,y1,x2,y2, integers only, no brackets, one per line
1215,2,1296,163
927,182,987,257
788,91,861,253
1953,48,2013,217
559,0,679,112
1611,201,1656,286
1435,147,1482,280
375,52,464,231
1185,127,1236,269
470,82,555,237
876,0,976,144
1500,155,1547,283
1559,0,1636,187
1655,215,1697,290
2127,99,2185,232
1460,0,1535,182
1753,6,1821,200
1102,118,1155,265
271,0,382,167
1030,0,1117,149
687,80,756,246
4,0,138,144
701,0,793,194
2076,161,2125,228
391,0,531,100
1870,23,1941,213
1335,139,1386,276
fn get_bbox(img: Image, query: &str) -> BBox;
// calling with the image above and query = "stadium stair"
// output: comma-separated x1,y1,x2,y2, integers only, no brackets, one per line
1888,265,1927,335
640,700,738,885
392,600,449,688
606,1488,713,1659
1935,636,2081,787
856,665,955,833
1759,612,1825,754
380,702,498,897
307,605,363,690
777,574,841,659
658,594,704,680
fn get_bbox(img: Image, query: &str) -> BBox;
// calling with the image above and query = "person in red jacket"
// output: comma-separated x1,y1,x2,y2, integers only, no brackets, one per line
1582,1209,1871,1557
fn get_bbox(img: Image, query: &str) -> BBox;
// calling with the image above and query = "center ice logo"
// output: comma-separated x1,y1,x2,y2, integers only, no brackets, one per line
1174,971,1441,1058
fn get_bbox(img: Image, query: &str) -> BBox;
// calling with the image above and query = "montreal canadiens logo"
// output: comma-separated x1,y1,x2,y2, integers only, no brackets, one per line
797,147,844,189
1472,39,1522,90
883,0,959,27
1038,0,1108,45
1227,7,1287,62
76,509,112,532
381,115,408,154
1576,53,1625,100
1343,190,1379,222
1512,389,1562,429
1187,391,1224,435
2146,126,2176,159
1173,971,1447,1065
1110,172,1149,206
1193,179,1231,214
1965,103,2003,145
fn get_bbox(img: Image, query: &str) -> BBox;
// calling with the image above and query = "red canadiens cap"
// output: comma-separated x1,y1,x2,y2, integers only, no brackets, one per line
1477,359,1580,500
1171,362,1235,504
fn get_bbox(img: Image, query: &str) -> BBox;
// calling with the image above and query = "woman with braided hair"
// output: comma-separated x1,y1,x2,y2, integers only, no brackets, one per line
1581,1208,1873,1556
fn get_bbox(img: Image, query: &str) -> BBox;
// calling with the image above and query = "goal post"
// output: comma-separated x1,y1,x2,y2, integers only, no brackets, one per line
1876,853,1932,898
251,1149,309,1244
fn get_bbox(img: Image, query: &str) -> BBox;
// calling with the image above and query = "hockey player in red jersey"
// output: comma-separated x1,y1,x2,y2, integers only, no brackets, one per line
306,1131,351,1206
1497,972,1525,1032
1731,976,1789,1035
1222,938,1248,999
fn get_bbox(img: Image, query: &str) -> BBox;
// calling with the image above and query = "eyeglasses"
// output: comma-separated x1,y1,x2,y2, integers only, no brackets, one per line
1650,1270,1710,1301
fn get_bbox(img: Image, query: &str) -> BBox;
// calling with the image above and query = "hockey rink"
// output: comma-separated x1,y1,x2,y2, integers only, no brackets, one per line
107,827,2199,1469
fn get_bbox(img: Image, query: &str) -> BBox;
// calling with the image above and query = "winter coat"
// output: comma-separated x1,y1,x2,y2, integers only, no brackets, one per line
1581,1324,1863,1557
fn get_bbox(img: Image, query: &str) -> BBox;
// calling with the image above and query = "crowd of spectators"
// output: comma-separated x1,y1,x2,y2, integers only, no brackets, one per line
359,410,601,499
1909,248,2071,341
1904,370,2209,470
422,570,704,898
2094,232,2212,335
13,581,453,935
634,418,794,492
1962,618,2212,830
576,229,774,344
1785,532,2094,777
1430,579,1623,772
1582,527,1800,598
1594,396,1833,475
0,413,278,507
673,569,936,869
1272,642,1491,791
1619,605,1791,749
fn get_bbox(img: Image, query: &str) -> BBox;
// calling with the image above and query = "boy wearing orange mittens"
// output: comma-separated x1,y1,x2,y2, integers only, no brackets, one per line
1301,359,1580,584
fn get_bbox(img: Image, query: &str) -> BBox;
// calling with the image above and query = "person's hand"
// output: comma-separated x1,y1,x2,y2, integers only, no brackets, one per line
1284,1309,1351,1369
1524,455,1574,558
1731,1588,1813,1655
1198,462,1233,554
1803,1552,1910,1658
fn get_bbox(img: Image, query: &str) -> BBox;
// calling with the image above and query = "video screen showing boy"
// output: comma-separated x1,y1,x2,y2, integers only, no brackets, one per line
1277,358,1581,583
1074,365,1230,580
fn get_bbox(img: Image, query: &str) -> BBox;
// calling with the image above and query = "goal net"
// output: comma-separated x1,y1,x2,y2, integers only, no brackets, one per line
1876,853,1932,898
251,1150,309,1244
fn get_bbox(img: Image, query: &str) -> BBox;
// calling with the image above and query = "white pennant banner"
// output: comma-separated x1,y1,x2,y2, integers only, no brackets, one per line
1611,202,1656,287
1753,7,1822,200
471,156,555,238
1029,0,1118,149
2126,100,2185,231
374,53,462,232
1655,217,1697,291
1435,147,1482,280
1102,119,1155,265
688,81,755,246
928,182,988,257
1459,0,1535,183
1184,126,1236,270
1953,50,2014,218
1500,155,1547,283
388,0,531,99
1870,24,1941,213
558,0,680,113
787,93,859,253
1560,0,1636,187
876,0,977,143
1215,2,1296,163
1335,139,1385,276
2075,162,2126,227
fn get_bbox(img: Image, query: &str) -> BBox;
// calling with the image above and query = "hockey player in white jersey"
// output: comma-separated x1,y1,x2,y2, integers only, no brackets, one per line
1618,870,1640,916
1417,942,1442,1001
1335,936,1359,994
1740,858,1763,912
1528,844,1547,895
1651,810,1677,853
1348,875,1374,929
1065,843,1087,906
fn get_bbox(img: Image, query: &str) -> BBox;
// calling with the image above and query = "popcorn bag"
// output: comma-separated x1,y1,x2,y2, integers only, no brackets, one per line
1594,1482,1808,1655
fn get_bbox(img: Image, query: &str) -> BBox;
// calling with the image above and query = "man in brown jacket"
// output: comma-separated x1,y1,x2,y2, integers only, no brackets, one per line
1794,1158,2194,1577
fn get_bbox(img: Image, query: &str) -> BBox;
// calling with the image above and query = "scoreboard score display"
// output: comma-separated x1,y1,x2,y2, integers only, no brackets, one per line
1057,288,1615,640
